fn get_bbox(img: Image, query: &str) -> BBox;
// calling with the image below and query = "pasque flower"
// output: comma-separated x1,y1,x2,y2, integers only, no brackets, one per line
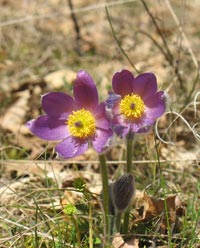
26,70,113,158
107,69,166,137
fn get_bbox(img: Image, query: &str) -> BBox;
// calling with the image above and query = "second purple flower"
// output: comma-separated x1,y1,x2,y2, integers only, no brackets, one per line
108,69,166,137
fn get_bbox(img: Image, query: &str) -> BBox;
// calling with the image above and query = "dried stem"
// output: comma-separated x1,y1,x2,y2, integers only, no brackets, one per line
105,6,139,73
67,0,82,55
140,0,185,91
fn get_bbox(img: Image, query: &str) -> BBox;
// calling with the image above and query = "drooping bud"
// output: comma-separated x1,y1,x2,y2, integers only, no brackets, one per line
102,173,135,216
112,173,135,214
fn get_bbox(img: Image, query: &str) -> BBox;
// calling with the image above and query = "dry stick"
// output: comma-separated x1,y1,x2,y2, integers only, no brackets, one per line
164,0,200,105
105,6,139,73
67,0,82,55
140,0,173,61
140,1,200,141
135,30,169,61
165,0,198,69
0,0,138,28
2,158,198,166
140,0,185,91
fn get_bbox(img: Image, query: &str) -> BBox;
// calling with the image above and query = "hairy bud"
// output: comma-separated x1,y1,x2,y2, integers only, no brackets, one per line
107,173,135,215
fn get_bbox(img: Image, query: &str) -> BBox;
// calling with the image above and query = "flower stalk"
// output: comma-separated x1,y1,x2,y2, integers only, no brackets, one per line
99,153,110,237
126,132,134,173
122,132,134,234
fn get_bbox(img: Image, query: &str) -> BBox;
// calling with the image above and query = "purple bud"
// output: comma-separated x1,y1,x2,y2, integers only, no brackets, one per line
112,173,135,214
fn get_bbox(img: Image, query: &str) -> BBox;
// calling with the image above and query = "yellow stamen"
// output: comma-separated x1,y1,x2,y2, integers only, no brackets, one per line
119,93,145,121
67,109,96,138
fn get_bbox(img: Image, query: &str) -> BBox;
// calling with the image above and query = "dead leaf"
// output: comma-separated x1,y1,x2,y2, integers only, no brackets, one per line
61,190,83,206
44,69,77,90
112,233,139,248
0,90,30,134
134,193,185,234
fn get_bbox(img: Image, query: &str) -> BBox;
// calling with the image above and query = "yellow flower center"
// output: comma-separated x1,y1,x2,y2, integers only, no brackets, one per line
67,109,96,138
119,93,145,121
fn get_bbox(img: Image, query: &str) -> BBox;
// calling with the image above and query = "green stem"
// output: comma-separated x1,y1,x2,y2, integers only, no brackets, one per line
72,216,81,248
99,153,110,238
122,132,134,234
126,132,134,173
89,201,93,248
115,212,122,233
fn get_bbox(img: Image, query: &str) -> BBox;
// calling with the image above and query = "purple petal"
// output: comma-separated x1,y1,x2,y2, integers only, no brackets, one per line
112,114,130,137
112,70,134,97
105,92,121,109
94,103,110,130
73,70,98,110
145,91,166,119
112,101,121,115
130,118,154,133
133,73,157,100
55,137,88,158
92,128,113,153
137,125,152,133
26,115,69,141
42,92,77,117
110,102,130,137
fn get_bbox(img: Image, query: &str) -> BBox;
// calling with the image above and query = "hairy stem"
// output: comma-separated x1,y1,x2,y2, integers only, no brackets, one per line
122,132,134,234
99,153,110,239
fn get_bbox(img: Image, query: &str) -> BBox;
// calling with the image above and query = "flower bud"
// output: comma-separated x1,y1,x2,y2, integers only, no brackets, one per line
112,173,135,214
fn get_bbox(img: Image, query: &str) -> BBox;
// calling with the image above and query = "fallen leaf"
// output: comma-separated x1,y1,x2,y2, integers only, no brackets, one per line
134,193,185,234
61,190,83,206
44,69,77,90
0,90,30,134
112,233,139,248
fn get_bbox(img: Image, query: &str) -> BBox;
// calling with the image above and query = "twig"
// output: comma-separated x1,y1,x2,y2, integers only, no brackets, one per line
105,6,139,73
140,0,173,62
140,0,185,91
135,30,169,61
1,159,198,165
165,0,198,69
0,0,137,28
164,0,200,105
67,0,82,55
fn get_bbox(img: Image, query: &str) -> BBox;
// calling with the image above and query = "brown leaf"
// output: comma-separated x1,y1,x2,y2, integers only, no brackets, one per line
134,193,185,233
61,190,83,206
0,90,30,134
44,69,77,90
112,233,139,248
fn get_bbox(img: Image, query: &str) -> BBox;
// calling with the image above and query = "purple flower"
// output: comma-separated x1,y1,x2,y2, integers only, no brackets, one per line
108,69,166,137
26,70,113,158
